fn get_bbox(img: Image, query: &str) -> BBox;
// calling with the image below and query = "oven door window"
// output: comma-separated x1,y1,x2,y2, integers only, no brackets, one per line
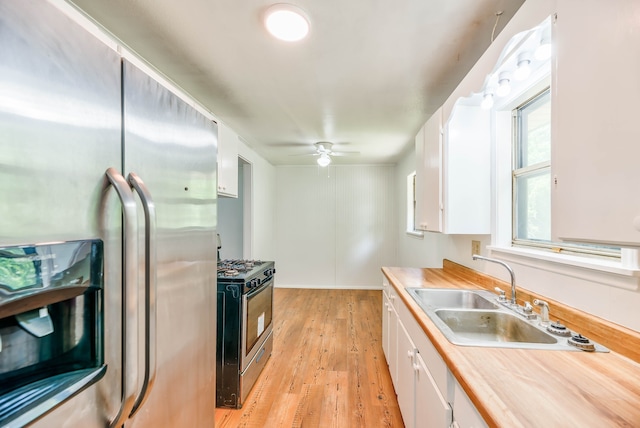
245,283,272,352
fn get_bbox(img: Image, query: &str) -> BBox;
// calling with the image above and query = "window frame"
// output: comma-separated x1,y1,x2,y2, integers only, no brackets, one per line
511,88,552,244
510,88,621,260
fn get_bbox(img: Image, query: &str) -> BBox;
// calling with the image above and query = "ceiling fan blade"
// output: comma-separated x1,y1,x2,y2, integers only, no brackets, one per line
330,151,360,156
288,152,319,157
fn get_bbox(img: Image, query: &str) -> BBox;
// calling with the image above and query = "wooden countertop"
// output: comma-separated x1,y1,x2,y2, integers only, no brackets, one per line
382,262,640,427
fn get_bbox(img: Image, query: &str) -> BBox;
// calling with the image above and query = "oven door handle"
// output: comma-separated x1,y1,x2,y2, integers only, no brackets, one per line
105,168,139,428
127,172,157,417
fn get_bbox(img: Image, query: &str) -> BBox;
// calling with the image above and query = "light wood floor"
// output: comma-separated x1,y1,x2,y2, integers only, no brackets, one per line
215,288,405,428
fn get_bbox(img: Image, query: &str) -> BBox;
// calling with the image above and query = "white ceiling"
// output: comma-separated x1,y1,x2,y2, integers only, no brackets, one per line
68,0,524,165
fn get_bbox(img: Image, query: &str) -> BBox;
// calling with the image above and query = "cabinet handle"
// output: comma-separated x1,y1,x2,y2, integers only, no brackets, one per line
407,350,413,359
413,363,420,372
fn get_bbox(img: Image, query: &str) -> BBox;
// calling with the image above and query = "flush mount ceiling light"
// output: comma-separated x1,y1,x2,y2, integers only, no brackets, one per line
317,152,331,167
264,4,310,42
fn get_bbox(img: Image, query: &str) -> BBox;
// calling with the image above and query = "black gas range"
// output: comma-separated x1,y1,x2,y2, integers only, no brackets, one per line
217,259,275,293
216,259,275,408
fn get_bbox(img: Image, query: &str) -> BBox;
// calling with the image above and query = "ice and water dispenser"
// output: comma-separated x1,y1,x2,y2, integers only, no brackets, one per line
0,239,105,424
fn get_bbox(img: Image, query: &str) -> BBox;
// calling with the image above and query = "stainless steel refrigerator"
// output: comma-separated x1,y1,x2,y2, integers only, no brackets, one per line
0,1,217,426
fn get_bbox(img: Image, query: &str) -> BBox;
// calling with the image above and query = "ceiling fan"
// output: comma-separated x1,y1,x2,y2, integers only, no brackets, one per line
292,142,360,167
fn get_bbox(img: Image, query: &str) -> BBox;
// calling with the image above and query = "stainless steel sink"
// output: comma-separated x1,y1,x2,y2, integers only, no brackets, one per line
405,287,608,352
406,288,498,310
435,309,557,345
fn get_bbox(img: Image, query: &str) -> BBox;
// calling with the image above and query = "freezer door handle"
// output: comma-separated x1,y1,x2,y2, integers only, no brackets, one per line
105,168,139,428
127,172,158,417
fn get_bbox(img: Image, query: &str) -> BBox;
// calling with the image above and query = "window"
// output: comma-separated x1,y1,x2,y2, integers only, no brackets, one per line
512,89,620,258
513,89,551,242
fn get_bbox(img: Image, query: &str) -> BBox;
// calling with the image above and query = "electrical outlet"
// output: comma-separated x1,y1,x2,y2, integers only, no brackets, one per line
471,240,481,256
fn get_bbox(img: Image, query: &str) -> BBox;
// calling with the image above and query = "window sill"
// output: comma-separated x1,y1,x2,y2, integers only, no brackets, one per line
487,245,640,290
405,230,424,239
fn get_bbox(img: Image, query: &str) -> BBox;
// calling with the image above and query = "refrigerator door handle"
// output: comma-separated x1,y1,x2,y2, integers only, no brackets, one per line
105,168,139,428
127,172,158,417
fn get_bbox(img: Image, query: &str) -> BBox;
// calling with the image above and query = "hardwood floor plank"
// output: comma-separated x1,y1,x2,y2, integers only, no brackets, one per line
215,288,404,427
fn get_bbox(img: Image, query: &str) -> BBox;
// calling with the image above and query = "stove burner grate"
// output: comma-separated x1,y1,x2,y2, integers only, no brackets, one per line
223,269,239,277
218,259,264,272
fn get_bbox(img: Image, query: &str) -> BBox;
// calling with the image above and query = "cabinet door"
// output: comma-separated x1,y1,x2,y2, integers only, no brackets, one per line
442,104,491,234
551,0,640,246
397,322,416,428
382,292,392,364
416,108,443,232
453,380,487,428
414,352,452,428
217,122,238,197
385,292,399,386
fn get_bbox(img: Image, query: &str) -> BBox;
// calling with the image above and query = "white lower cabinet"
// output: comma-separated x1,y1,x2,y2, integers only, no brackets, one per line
452,380,487,428
382,280,486,428
382,278,399,385
415,351,452,427
382,291,399,385
397,322,417,428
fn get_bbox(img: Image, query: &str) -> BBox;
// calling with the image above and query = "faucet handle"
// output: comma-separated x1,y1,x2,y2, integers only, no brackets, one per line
533,299,550,324
494,287,506,302
523,301,534,313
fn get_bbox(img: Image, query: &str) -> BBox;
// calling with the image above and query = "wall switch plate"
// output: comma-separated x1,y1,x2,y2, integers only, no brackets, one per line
471,240,481,256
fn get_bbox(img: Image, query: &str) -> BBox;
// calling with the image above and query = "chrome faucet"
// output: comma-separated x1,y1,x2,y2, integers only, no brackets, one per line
472,255,517,306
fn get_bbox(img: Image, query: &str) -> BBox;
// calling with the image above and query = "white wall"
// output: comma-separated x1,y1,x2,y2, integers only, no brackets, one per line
237,141,277,261
275,165,396,288
395,147,448,268
218,161,243,259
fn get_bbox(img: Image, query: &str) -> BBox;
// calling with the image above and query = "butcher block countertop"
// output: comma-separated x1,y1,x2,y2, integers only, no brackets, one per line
382,261,640,427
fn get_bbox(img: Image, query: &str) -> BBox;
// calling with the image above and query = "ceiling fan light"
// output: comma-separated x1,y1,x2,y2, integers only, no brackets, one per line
317,153,331,167
264,4,310,42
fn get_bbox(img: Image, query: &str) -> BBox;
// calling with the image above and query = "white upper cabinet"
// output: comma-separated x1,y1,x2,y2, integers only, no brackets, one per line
442,104,491,234
416,108,443,233
415,103,490,235
551,0,640,247
217,122,239,198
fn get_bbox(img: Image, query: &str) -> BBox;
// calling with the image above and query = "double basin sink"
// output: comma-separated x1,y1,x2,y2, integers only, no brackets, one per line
406,287,606,351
